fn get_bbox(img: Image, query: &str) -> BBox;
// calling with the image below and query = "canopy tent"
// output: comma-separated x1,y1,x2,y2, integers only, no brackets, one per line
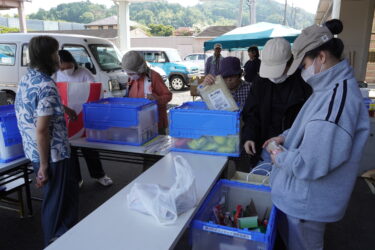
204,22,301,51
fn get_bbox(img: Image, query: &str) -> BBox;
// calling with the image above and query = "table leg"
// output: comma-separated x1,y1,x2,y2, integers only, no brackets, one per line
22,164,33,216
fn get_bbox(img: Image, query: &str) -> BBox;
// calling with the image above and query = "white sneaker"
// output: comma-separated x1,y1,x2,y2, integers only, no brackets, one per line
96,175,113,186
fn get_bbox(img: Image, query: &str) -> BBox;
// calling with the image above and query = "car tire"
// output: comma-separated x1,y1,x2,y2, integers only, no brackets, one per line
6,91,15,105
170,76,185,91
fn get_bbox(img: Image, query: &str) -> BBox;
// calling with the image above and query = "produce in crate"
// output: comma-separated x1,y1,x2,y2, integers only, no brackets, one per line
177,136,238,153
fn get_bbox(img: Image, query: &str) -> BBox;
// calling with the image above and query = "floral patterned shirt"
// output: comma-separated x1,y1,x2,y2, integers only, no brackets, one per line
15,68,70,163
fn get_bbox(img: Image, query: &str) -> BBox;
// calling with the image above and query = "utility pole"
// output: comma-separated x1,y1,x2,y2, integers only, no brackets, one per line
247,0,256,24
283,0,288,25
238,0,244,27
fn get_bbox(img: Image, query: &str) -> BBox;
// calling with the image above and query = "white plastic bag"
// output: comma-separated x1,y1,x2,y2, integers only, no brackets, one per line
127,155,198,225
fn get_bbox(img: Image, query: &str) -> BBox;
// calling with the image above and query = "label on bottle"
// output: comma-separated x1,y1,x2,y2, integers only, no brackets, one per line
207,89,231,110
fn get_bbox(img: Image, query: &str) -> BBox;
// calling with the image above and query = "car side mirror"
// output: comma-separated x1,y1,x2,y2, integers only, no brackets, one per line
108,80,120,92
158,58,166,63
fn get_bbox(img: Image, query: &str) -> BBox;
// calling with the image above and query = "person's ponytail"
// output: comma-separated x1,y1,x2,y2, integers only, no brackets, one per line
305,19,345,60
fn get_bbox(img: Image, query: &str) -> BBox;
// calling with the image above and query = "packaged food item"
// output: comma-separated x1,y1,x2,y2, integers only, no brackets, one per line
144,77,152,98
266,140,285,154
197,75,239,111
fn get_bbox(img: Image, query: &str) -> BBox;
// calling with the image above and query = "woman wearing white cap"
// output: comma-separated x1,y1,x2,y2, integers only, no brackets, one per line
264,19,370,250
242,38,311,170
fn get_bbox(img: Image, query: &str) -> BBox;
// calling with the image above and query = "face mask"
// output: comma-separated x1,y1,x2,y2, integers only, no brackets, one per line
63,68,75,76
129,74,140,81
269,74,288,84
301,58,324,82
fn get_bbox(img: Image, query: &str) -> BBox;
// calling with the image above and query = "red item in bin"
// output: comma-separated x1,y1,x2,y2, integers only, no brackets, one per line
56,82,102,139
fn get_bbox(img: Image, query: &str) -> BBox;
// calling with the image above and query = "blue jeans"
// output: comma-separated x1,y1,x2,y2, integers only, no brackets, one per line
32,158,79,246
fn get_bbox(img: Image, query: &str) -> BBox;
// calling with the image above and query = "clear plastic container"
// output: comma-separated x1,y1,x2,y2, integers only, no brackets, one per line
0,105,24,163
84,98,158,145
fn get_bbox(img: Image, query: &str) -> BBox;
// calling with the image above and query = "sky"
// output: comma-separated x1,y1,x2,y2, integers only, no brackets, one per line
0,0,319,15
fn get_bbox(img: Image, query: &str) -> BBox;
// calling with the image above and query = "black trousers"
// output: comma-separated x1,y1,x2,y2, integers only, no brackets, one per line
71,147,105,180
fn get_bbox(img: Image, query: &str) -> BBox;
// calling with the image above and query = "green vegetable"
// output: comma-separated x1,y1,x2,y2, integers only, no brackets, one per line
217,146,235,153
213,136,226,145
202,143,218,151
187,137,208,150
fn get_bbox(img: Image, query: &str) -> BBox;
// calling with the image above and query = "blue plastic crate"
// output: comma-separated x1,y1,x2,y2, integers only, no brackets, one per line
0,105,24,163
191,179,277,250
169,102,239,138
83,98,158,146
83,97,157,129
169,102,240,156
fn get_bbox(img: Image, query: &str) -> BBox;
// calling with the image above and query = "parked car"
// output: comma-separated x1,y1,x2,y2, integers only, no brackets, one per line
130,48,200,91
183,53,211,75
146,62,169,85
0,33,129,104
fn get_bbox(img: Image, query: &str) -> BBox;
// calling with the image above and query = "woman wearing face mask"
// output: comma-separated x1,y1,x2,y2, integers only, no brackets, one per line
264,19,370,250
241,38,312,171
122,51,172,135
55,49,114,188
55,50,95,83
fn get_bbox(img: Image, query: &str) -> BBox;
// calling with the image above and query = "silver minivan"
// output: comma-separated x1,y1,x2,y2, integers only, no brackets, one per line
0,33,129,103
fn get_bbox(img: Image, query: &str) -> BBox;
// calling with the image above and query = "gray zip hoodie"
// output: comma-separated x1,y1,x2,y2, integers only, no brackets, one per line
270,59,370,222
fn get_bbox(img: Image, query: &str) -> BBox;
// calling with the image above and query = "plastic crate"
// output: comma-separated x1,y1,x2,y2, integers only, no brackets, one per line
169,102,240,156
83,98,158,146
0,105,24,163
191,179,277,250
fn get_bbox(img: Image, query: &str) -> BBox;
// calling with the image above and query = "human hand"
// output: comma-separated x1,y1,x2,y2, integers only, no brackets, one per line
64,106,77,121
202,74,215,85
244,140,256,156
262,136,285,152
146,94,158,100
36,165,48,188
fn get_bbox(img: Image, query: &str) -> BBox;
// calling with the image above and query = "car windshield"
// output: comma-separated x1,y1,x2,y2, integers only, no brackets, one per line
166,49,182,62
89,44,122,71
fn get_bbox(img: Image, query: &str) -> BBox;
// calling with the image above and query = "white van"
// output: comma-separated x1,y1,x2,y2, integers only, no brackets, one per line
0,33,129,103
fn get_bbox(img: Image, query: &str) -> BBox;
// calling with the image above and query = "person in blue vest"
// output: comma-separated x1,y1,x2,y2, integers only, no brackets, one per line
264,19,370,250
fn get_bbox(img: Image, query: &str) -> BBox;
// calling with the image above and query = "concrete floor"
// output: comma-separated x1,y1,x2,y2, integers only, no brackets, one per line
1,90,375,250
1,156,375,250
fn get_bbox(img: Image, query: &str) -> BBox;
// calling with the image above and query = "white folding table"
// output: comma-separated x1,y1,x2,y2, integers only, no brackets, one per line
47,151,228,250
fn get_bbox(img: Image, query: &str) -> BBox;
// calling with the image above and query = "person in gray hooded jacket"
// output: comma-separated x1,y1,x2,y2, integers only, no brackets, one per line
263,19,370,250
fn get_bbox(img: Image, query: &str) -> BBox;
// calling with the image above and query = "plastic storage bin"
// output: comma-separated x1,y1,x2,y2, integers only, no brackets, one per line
169,102,240,156
0,105,24,163
83,98,158,146
191,179,277,250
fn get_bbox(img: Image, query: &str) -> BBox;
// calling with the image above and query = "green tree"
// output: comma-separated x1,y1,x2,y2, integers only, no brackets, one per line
25,0,314,30
80,12,95,23
0,26,19,33
134,10,155,26
148,24,174,36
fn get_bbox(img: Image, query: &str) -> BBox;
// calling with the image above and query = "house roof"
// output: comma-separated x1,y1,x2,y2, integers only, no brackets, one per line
196,25,236,37
85,16,141,28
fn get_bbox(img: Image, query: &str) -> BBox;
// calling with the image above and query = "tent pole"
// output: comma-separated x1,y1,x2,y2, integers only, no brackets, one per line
237,0,244,27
